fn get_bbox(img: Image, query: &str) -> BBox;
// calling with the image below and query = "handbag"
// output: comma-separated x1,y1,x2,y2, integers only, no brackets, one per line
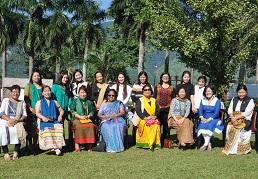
92,141,106,152
132,112,140,126
163,138,173,149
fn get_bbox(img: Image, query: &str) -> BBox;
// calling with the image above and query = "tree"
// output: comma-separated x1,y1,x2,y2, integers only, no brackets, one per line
0,0,23,78
109,0,150,74
142,0,258,94
68,0,106,81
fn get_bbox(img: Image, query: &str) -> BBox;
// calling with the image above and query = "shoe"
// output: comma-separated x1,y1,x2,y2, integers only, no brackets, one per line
4,153,12,161
199,145,207,152
75,149,80,153
12,152,19,160
179,145,187,151
55,149,61,156
87,148,92,152
207,143,212,151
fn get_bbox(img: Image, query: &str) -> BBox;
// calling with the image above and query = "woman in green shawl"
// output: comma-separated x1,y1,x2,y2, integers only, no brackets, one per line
24,69,45,142
69,85,98,152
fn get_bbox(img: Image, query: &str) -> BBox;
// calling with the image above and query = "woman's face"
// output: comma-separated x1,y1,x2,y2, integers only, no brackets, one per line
182,73,190,84
42,87,51,99
143,87,152,98
10,89,20,101
237,89,247,100
139,75,147,84
198,79,205,88
79,89,87,99
162,74,169,83
205,87,213,99
178,88,186,99
62,74,69,84
75,72,82,82
118,74,125,84
96,73,103,83
107,90,117,102
32,72,40,84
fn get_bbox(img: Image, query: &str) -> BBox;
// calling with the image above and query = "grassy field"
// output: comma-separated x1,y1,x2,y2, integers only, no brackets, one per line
1,122,258,179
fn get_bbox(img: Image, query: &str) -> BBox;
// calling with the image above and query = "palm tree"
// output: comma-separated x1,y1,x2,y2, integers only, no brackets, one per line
0,1,23,78
44,2,72,81
69,0,106,81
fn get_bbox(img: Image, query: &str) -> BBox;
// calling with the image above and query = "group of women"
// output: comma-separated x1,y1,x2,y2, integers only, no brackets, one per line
0,69,255,160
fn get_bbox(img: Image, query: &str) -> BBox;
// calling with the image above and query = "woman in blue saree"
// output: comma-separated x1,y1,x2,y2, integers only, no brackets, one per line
97,89,126,153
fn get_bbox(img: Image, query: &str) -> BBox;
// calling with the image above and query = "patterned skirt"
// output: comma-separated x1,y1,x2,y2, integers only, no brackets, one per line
38,123,65,150
73,120,98,144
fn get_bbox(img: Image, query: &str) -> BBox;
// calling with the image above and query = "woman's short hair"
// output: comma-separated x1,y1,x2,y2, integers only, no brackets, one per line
197,75,207,84
177,86,186,95
78,85,88,94
42,85,51,92
203,85,215,97
159,72,171,85
10,85,21,92
29,69,42,85
137,71,149,85
236,84,248,93
142,84,153,95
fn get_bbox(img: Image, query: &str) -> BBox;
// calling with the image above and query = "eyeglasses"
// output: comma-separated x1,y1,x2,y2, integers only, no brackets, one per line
143,89,151,91
108,94,116,97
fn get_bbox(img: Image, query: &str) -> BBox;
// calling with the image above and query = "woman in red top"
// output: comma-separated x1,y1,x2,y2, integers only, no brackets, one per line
154,72,175,140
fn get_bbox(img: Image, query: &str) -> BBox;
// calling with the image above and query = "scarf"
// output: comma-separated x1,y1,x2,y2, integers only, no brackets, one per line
102,100,120,116
97,83,109,107
73,97,93,117
29,82,41,108
41,98,57,121
142,96,156,116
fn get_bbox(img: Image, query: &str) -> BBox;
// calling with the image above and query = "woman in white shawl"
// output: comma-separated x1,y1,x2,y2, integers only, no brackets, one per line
0,85,27,160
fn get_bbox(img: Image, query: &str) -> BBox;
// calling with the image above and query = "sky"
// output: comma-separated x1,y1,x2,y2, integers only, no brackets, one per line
96,0,113,10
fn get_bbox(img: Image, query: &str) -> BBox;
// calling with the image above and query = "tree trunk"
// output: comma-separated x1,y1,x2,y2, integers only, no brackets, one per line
138,27,145,74
238,61,246,84
164,50,170,73
55,39,61,82
83,36,90,82
29,49,34,78
2,48,6,78
256,59,258,84
190,68,194,84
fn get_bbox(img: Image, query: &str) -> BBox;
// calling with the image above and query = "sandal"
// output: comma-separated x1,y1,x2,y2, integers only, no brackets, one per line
13,152,19,160
75,149,80,153
4,153,12,161
55,149,61,156
199,145,207,152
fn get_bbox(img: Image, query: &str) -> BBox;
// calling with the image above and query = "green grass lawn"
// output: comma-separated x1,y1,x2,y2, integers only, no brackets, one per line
1,122,258,179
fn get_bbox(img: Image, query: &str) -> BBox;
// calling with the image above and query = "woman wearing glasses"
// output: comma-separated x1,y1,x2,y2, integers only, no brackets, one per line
135,84,161,151
97,89,126,152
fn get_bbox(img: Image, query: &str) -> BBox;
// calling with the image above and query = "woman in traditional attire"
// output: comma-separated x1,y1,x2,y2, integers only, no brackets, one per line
168,86,194,150
35,86,65,155
70,69,91,99
24,70,45,143
153,72,175,140
0,85,27,160
97,89,126,152
111,72,132,112
222,84,254,155
197,85,224,151
135,84,161,151
69,86,98,152
51,71,72,120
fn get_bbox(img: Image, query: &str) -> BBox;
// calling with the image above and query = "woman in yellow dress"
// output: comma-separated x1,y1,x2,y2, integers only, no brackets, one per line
135,84,161,151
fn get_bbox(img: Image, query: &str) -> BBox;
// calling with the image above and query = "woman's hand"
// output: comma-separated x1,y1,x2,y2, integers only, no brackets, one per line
192,106,197,113
41,116,49,122
80,115,88,120
201,117,208,123
30,107,36,114
58,116,63,122
8,118,17,126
